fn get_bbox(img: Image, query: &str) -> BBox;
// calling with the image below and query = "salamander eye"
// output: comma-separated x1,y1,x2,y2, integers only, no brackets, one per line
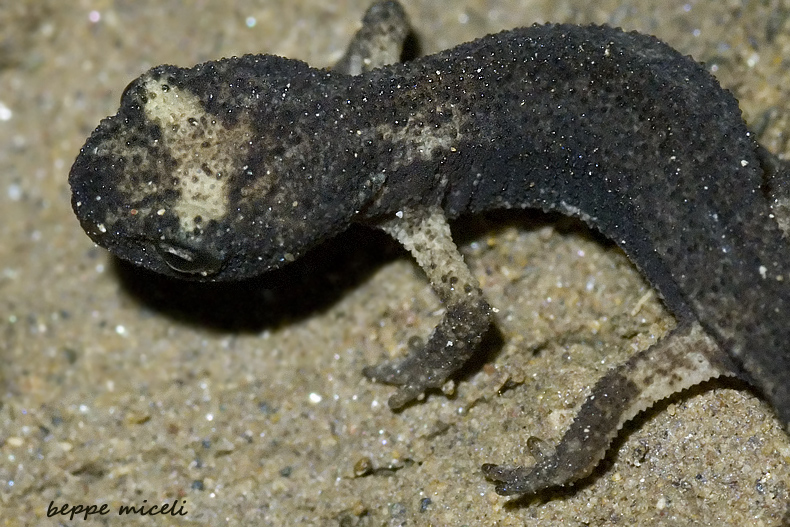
157,242,222,275
120,78,147,105
121,80,135,103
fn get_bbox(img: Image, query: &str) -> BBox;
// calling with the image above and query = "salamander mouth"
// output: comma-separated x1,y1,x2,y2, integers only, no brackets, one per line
156,241,224,276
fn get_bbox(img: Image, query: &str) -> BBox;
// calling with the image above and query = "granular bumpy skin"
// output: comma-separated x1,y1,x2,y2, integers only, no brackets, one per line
69,7,790,498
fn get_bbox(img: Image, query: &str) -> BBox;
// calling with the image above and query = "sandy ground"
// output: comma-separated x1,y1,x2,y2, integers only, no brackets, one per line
2,0,790,525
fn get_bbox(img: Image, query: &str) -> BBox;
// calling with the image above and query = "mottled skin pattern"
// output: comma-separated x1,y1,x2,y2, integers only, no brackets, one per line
70,2,790,498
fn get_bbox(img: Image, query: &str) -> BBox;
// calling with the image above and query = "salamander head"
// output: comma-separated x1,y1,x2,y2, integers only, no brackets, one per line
70,68,256,279
69,58,374,281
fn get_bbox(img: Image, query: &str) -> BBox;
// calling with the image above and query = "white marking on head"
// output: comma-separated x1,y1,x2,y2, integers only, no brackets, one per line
142,78,253,234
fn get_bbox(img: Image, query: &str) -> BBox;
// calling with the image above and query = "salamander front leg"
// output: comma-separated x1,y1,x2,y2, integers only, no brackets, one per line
363,206,492,409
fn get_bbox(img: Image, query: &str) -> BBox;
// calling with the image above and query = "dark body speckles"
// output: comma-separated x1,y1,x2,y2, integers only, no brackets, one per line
70,3,790,499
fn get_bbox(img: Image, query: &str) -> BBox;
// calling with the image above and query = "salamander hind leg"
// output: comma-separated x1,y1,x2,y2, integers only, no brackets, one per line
363,207,492,408
482,321,739,496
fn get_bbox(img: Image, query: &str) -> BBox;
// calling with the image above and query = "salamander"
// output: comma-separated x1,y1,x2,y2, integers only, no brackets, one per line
68,0,790,497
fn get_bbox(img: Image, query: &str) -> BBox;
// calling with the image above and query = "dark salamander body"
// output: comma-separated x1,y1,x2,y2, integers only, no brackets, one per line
70,20,790,496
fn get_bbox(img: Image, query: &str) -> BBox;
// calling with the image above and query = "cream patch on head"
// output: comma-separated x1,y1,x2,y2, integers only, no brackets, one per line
142,77,253,234
376,106,465,169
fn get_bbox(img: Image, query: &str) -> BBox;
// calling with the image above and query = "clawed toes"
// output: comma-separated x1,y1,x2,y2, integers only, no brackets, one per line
481,463,508,480
386,385,424,409
482,464,524,495
364,358,453,408
362,362,406,384
362,363,426,408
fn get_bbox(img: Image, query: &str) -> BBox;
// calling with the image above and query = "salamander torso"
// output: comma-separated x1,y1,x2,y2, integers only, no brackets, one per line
69,1,790,496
